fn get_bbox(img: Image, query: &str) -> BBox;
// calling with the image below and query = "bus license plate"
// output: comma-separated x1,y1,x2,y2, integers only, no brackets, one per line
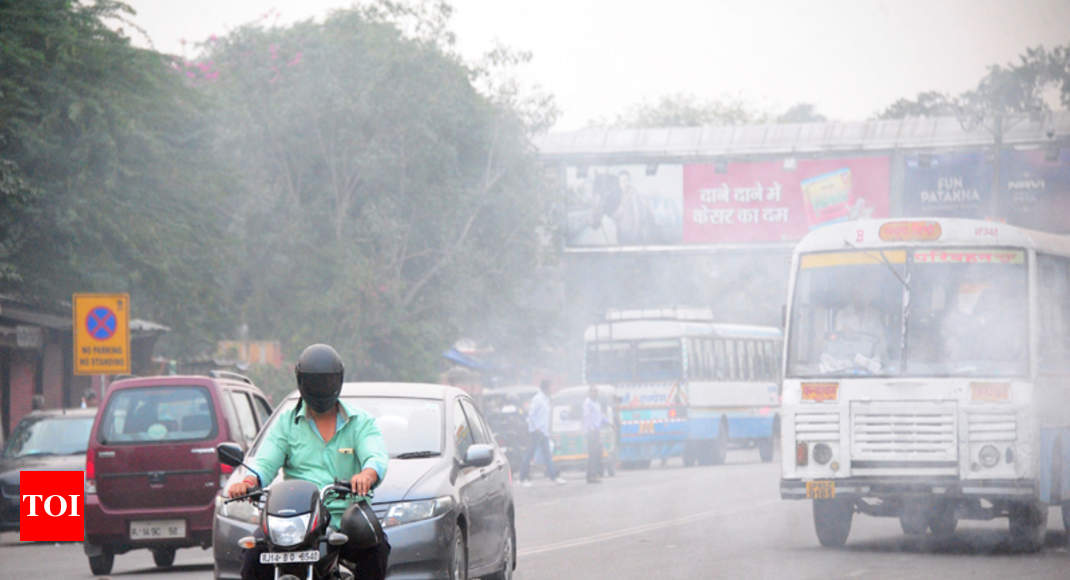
260,550,320,564
806,480,836,499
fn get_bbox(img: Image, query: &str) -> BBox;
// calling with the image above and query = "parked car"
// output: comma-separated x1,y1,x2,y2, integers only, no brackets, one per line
550,385,618,475
213,382,516,580
83,371,272,576
0,408,96,530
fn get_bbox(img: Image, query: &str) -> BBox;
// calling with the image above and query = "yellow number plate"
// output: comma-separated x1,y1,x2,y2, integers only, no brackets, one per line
806,480,836,499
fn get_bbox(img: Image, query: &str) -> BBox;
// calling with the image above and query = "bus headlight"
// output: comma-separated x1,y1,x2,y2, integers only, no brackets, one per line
812,443,832,465
978,445,1000,468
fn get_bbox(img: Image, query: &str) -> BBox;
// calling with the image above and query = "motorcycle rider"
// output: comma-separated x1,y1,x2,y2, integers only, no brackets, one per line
227,343,390,579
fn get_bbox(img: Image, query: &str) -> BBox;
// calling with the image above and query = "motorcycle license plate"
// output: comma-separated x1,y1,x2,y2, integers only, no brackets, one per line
260,550,320,564
806,480,836,499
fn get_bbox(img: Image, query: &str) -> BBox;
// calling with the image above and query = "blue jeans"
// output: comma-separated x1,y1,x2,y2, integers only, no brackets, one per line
518,430,557,480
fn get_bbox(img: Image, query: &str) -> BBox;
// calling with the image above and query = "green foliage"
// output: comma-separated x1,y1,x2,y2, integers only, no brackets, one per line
0,0,234,355
606,93,763,128
776,103,827,123
200,6,557,381
878,44,1070,121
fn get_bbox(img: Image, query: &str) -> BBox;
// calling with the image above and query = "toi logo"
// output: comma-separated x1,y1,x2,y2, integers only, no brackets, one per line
20,471,84,542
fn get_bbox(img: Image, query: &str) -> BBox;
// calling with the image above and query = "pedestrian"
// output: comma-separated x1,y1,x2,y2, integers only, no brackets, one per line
81,389,98,409
32,394,45,411
517,379,566,486
227,344,390,580
583,385,607,483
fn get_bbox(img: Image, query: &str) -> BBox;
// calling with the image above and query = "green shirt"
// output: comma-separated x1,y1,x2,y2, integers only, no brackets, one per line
249,400,389,518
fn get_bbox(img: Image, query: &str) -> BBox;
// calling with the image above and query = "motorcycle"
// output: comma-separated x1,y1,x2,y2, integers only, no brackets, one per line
218,443,382,580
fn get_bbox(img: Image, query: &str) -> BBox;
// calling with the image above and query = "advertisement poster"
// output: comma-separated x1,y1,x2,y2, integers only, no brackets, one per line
565,164,683,247
682,157,890,243
1002,148,1070,234
902,152,990,219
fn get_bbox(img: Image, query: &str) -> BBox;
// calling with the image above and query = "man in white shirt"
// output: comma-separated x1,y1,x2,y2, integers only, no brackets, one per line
517,380,566,486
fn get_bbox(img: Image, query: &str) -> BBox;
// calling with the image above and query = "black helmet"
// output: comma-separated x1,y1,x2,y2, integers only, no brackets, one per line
295,344,344,413
339,499,384,552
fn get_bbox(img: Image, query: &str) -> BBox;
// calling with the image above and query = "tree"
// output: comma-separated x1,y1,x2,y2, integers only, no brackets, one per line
877,43,1070,120
0,0,234,355
607,93,762,128
201,5,556,380
777,103,827,123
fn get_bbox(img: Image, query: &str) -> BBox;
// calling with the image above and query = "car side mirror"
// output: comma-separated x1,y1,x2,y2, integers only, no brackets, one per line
217,442,245,468
464,444,494,468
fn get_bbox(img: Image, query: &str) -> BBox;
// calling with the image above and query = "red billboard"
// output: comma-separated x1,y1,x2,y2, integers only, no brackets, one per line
683,157,890,243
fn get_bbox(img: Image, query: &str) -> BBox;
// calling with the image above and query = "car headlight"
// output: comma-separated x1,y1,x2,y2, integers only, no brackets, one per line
218,493,261,525
382,496,453,528
267,514,311,547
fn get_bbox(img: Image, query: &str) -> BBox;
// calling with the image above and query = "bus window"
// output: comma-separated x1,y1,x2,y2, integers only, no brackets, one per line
586,341,633,383
635,339,683,381
1039,254,1070,372
714,340,727,380
724,340,737,380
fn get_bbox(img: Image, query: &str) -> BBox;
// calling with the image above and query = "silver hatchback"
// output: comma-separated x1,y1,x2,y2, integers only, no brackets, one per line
212,382,516,579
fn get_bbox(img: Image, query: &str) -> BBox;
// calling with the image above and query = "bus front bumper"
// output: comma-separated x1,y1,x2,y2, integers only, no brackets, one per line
780,478,1037,500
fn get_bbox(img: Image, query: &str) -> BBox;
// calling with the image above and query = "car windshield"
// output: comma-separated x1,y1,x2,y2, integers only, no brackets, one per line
252,396,444,458
4,415,94,458
98,386,216,443
787,248,1029,378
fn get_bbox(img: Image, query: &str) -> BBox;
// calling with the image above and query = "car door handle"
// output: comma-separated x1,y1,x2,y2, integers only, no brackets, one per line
190,447,215,454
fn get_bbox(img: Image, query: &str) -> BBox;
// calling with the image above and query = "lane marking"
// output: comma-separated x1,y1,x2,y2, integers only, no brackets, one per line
518,498,781,557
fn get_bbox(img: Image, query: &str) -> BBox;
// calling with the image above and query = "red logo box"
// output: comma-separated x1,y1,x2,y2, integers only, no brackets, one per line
20,471,84,542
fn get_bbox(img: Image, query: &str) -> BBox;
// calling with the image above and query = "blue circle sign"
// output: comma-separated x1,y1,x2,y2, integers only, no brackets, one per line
86,306,118,341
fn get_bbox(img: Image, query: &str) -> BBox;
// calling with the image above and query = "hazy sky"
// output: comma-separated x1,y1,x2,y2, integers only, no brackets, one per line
125,0,1070,130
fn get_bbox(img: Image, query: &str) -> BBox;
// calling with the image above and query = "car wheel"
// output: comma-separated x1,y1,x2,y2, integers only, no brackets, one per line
449,522,467,580
813,498,852,547
152,546,176,568
487,519,516,580
88,549,114,576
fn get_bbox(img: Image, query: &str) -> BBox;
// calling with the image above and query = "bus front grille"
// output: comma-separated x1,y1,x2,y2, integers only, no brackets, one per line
850,401,958,475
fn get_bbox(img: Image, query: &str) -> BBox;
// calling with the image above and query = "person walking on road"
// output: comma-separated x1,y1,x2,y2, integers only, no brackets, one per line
518,379,566,486
583,385,608,483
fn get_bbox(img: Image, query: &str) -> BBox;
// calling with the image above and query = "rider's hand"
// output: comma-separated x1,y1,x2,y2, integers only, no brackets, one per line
227,476,258,498
350,468,378,496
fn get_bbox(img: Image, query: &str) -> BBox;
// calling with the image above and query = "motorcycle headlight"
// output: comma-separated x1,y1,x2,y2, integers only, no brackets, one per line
383,496,453,528
267,514,311,547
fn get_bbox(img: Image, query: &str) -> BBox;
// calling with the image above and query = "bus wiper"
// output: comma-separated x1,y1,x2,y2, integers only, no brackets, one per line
395,451,441,459
844,240,910,291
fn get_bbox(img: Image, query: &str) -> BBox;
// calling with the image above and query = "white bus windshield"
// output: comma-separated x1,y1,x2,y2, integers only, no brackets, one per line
787,248,1028,378
586,339,683,382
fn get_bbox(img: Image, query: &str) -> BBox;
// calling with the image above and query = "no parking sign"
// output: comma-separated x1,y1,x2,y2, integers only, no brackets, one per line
73,293,130,375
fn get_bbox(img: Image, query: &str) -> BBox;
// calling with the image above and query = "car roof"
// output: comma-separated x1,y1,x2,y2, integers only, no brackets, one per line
21,408,98,419
106,374,262,391
281,381,465,401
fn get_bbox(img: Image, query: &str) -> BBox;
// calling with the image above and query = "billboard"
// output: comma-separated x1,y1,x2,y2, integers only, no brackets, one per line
902,151,991,219
1002,148,1070,234
565,165,683,247
682,157,890,243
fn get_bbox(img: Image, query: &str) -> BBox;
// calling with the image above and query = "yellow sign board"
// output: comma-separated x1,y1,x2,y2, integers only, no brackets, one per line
73,293,130,375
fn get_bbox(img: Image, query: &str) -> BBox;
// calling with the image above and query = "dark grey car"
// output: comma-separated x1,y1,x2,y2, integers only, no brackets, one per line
213,382,516,579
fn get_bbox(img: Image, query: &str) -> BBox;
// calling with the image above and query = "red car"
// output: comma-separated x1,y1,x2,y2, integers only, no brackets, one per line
83,372,272,575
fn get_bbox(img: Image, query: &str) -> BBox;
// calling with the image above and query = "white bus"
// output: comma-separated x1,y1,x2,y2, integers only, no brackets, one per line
780,218,1070,550
584,308,782,468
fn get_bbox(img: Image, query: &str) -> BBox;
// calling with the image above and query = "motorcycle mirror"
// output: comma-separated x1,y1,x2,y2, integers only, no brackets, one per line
328,532,349,546
217,442,245,467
